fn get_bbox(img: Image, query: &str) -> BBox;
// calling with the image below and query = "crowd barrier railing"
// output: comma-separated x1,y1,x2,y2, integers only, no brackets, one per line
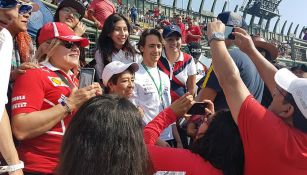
41,0,307,66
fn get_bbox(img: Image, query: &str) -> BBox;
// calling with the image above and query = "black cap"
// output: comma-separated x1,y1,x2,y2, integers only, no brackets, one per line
217,11,248,29
162,25,182,38
58,0,86,20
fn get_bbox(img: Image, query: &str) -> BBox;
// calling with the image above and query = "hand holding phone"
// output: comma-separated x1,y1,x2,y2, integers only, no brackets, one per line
79,68,95,88
224,25,235,40
187,102,208,115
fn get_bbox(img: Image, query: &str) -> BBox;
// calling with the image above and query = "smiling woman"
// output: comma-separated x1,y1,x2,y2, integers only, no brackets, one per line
94,13,142,82
11,22,102,175
102,61,139,98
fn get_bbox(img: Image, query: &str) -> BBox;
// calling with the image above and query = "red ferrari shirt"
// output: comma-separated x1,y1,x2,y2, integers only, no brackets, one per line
11,62,78,173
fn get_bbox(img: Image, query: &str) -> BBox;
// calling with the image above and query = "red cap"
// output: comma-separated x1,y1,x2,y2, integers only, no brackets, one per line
38,22,89,47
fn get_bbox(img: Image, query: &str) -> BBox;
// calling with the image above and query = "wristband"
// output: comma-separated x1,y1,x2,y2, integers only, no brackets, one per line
59,96,72,115
60,100,72,115
0,161,24,173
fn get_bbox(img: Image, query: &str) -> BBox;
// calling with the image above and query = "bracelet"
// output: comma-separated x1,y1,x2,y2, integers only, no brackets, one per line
0,161,24,173
60,100,72,115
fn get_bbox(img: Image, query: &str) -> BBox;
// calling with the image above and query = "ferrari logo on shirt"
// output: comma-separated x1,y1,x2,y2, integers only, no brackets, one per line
48,77,68,87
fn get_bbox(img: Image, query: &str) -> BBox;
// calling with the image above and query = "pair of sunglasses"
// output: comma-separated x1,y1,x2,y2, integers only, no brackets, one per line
19,4,32,15
61,41,81,49
0,0,20,9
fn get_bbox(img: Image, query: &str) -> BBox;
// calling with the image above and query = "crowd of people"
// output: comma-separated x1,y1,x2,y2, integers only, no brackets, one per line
0,0,307,175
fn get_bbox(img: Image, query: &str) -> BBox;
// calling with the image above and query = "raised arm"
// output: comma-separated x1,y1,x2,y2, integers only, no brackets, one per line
233,27,278,95
207,20,250,123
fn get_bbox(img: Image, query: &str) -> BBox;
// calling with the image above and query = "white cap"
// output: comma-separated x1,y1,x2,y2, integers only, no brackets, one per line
102,61,139,87
275,68,307,119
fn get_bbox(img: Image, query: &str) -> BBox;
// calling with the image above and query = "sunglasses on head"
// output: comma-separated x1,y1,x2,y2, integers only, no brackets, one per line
0,0,21,9
19,4,32,14
60,41,81,49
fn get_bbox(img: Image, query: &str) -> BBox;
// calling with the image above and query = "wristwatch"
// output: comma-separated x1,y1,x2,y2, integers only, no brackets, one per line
0,161,24,173
208,32,225,44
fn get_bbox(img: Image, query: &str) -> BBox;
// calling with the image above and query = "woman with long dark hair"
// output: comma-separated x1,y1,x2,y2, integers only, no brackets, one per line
58,95,153,175
58,93,244,175
94,13,142,82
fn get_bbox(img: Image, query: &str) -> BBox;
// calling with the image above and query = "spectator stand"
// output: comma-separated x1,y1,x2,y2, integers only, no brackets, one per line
41,0,306,67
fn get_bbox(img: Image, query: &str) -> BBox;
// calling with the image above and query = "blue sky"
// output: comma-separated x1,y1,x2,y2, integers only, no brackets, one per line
159,0,306,37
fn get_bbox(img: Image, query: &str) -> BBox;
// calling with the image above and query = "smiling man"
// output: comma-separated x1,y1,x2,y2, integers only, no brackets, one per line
130,29,181,148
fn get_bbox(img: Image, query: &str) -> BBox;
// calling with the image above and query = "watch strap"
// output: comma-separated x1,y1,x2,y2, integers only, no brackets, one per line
0,161,24,173
208,32,225,44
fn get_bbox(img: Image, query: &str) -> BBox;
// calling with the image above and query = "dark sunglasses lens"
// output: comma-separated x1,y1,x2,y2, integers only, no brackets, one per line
19,5,32,14
0,0,18,8
64,42,80,49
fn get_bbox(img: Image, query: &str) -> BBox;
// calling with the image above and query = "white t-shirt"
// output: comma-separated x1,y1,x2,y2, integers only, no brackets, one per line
94,49,143,80
0,28,13,120
130,64,173,141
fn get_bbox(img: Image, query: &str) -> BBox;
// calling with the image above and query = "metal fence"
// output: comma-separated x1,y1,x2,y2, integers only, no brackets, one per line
41,0,306,66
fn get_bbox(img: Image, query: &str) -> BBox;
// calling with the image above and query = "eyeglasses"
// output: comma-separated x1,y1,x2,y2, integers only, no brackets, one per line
61,7,81,19
19,4,32,15
0,0,21,9
60,41,81,49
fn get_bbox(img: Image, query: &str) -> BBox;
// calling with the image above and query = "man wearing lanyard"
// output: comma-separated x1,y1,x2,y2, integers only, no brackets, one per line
130,29,182,148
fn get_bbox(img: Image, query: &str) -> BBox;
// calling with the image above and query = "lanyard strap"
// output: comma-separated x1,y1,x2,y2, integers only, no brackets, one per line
54,71,74,89
141,62,164,108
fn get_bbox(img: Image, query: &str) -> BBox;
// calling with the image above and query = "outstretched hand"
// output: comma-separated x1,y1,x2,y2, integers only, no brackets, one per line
232,27,258,55
170,92,194,117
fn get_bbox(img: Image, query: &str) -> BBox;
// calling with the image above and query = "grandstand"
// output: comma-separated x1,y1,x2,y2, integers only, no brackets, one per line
42,0,307,66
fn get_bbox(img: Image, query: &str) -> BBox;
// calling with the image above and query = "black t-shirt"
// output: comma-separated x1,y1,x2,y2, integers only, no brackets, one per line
201,47,264,110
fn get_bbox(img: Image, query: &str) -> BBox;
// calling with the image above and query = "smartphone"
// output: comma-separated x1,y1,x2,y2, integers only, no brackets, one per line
187,102,208,115
224,25,235,40
79,68,95,88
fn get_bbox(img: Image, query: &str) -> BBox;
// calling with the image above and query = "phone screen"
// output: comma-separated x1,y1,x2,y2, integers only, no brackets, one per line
187,102,208,115
79,68,95,88
224,25,235,40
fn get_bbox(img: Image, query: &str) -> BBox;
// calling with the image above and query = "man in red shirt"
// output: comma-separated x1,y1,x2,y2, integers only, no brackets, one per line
207,18,307,175
174,14,186,43
186,18,202,44
87,0,116,29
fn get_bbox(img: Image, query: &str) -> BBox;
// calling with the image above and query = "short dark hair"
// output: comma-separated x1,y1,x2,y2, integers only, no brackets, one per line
284,93,307,133
191,109,244,175
58,95,153,175
137,29,164,52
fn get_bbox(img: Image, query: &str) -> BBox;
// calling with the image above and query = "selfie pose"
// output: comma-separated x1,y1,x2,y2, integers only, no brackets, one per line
196,11,264,110
58,94,244,175
10,22,102,174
